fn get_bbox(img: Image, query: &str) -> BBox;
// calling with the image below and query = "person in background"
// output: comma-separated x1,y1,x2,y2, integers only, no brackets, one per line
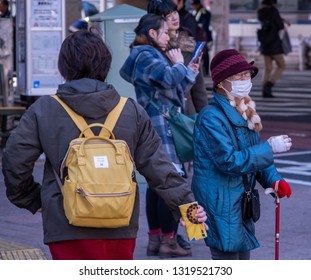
0,0,10,18
257,0,288,98
192,49,292,260
190,0,213,76
2,29,206,260
172,0,197,39
148,0,208,115
120,13,200,258
68,1,99,33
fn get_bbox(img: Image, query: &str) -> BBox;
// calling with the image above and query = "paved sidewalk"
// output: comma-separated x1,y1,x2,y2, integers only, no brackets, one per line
0,242,46,260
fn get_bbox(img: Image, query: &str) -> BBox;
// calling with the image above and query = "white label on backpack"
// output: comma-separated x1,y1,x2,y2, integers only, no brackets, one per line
94,156,109,168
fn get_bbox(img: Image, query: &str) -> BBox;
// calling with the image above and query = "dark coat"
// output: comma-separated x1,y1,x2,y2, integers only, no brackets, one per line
2,78,195,244
178,7,197,39
257,5,285,55
169,30,208,115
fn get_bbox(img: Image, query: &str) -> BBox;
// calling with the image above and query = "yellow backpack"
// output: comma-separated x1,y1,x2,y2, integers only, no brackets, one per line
52,96,136,228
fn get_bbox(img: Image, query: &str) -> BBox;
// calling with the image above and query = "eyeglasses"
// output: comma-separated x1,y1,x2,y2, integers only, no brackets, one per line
166,11,178,22
229,71,252,80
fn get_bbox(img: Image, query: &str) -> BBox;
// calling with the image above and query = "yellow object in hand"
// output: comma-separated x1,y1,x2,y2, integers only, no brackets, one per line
179,201,207,241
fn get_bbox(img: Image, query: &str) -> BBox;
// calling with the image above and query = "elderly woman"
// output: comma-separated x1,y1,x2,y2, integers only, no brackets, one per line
192,49,292,260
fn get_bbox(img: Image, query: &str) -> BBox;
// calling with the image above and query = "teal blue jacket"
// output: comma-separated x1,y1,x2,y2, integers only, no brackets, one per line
192,92,282,252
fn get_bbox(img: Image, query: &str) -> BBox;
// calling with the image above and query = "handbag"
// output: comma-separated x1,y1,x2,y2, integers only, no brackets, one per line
149,100,197,163
279,29,292,55
232,129,261,222
241,175,261,223
165,108,197,163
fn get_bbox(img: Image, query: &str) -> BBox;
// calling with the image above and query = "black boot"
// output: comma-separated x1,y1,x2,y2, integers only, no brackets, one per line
147,233,162,256
262,81,274,98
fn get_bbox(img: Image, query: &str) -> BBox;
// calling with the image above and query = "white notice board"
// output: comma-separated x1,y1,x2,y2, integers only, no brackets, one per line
26,0,65,96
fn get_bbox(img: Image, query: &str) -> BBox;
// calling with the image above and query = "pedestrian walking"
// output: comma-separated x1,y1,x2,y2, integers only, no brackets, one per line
191,49,293,260
2,29,207,260
120,13,200,258
257,0,290,98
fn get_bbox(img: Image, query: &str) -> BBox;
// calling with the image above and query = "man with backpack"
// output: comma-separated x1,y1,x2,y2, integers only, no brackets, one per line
2,29,207,260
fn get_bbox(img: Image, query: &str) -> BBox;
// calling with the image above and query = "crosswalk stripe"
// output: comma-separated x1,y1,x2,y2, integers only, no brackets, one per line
282,178,311,187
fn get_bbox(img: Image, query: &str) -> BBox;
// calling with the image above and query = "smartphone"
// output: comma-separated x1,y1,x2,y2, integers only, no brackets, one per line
190,41,206,64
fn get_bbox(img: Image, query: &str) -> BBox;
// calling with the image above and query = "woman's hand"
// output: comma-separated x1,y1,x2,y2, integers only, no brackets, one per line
268,135,292,153
188,53,203,73
166,48,184,65
196,205,207,224
179,204,208,230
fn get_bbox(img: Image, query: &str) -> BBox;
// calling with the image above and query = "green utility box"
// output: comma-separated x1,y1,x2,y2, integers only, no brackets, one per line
91,4,146,99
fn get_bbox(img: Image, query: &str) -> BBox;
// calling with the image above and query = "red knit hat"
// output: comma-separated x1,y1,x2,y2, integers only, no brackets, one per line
210,49,258,89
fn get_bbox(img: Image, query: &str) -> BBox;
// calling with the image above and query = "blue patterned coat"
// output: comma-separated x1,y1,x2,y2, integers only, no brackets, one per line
120,45,196,164
192,92,283,252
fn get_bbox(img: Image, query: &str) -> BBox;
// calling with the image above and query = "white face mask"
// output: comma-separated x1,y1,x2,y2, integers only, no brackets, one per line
223,79,253,99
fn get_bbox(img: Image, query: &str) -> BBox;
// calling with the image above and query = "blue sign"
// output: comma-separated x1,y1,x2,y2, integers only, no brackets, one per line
33,81,40,88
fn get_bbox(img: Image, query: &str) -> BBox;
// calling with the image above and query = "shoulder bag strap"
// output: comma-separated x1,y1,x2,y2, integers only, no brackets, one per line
229,121,252,193
242,175,251,192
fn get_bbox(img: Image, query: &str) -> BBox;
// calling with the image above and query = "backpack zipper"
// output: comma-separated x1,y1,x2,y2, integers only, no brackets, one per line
76,187,132,197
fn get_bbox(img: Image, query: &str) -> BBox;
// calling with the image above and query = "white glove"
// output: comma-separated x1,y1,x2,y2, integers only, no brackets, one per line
268,135,292,153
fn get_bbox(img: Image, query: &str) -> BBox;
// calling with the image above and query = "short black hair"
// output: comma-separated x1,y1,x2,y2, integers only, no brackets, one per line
147,0,177,17
58,29,112,82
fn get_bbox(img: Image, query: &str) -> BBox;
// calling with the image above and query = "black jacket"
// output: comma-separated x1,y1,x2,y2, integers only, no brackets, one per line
2,78,194,244
169,30,208,114
257,5,285,55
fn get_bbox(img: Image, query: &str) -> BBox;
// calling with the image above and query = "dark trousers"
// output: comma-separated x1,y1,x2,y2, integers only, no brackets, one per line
145,187,177,234
210,247,251,260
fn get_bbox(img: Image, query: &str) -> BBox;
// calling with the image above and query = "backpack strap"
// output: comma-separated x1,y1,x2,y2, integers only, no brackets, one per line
52,95,127,137
101,97,127,137
52,95,94,137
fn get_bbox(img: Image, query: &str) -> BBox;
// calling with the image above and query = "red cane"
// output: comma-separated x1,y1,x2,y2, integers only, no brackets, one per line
275,194,280,260
265,187,280,260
